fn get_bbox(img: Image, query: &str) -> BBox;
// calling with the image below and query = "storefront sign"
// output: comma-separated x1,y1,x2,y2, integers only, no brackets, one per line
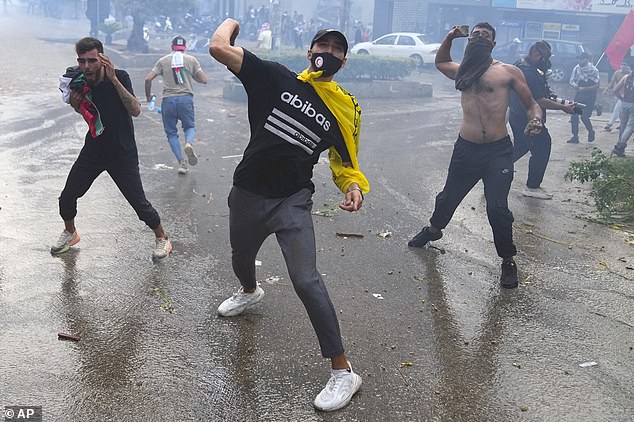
592,0,634,15
562,24,580,31
492,0,519,6
436,0,491,4
492,0,634,14
543,22,562,30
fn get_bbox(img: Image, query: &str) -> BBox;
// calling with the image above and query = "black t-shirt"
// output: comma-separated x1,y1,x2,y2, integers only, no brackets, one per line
509,62,548,127
84,69,136,152
232,49,351,197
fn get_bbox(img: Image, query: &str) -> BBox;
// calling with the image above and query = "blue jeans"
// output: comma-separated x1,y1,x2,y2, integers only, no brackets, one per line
161,95,196,161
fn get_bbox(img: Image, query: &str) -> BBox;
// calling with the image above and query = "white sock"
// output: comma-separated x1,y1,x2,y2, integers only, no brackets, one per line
331,367,351,376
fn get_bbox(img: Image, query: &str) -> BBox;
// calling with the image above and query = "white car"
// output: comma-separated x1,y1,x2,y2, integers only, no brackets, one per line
350,32,441,67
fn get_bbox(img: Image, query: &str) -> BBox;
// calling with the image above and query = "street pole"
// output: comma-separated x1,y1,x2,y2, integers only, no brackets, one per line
341,0,351,35
270,0,281,53
96,0,100,39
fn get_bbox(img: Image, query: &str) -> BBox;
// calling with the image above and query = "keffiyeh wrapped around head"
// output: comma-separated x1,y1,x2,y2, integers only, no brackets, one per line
455,37,494,91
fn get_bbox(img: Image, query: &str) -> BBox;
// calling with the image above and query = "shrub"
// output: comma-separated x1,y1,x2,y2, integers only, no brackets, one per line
566,148,634,223
257,52,415,81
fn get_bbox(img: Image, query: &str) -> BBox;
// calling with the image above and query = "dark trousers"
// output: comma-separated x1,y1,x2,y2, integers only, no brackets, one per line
59,146,161,230
228,186,344,358
430,136,517,259
510,121,552,189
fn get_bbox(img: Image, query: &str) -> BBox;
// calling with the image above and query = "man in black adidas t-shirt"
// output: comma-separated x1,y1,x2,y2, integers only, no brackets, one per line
51,37,172,260
210,19,369,412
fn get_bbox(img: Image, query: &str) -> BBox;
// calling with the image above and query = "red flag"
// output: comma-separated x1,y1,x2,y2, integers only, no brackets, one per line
606,11,634,71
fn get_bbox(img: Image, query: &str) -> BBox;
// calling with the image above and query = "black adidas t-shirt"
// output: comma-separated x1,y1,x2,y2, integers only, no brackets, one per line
232,49,351,197
84,69,136,152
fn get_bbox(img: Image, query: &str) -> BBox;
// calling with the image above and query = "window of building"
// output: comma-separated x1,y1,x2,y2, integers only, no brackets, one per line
525,21,543,39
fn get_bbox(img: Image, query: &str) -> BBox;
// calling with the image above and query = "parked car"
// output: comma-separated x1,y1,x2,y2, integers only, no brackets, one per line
350,32,441,68
493,38,590,83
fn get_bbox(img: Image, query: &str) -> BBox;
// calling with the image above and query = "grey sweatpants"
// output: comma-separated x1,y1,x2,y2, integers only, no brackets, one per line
228,186,344,358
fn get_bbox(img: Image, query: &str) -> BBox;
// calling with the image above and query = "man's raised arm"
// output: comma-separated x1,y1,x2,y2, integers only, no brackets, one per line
209,18,244,74
435,27,463,80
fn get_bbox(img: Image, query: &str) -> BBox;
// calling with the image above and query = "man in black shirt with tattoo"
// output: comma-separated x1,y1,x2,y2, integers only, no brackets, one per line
209,19,369,412
51,37,172,260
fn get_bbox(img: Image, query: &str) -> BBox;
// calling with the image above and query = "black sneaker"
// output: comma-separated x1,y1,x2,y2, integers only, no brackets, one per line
595,104,603,116
566,137,579,144
588,131,595,143
408,226,442,248
500,260,518,289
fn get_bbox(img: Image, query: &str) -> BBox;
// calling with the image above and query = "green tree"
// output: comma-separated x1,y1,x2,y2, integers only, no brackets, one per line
112,0,196,51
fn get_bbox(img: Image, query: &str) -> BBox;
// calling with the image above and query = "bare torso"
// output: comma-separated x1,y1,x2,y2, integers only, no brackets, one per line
459,61,515,144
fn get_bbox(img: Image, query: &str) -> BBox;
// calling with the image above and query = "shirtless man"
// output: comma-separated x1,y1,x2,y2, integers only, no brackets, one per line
408,23,543,288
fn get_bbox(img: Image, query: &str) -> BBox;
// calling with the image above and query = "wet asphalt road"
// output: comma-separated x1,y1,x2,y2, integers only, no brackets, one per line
0,9,633,422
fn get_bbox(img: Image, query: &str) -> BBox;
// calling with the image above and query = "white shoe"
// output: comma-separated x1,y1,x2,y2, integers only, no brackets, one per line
152,237,172,261
50,229,80,254
217,286,264,317
522,187,553,200
177,160,188,175
314,363,362,412
184,142,198,166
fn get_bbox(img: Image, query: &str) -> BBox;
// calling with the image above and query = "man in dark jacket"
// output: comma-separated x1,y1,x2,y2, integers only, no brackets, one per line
510,41,576,199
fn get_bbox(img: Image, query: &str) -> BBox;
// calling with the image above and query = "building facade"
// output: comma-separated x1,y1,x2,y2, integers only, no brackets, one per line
373,0,632,65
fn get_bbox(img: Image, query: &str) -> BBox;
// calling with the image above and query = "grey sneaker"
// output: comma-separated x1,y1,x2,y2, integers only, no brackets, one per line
152,237,172,261
51,229,80,255
217,286,264,317
522,187,553,199
184,142,198,166
314,362,362,412
177,160,188,175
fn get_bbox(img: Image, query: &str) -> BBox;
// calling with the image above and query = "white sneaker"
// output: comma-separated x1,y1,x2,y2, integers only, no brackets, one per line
522,187,553,200
177,160,188,175
184,142,198,166
217,286,264,317
152,237,172,261
50,229,80,254
314,363,362,412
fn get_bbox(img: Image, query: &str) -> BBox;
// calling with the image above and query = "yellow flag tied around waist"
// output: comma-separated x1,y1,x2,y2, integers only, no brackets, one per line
296,68,370,194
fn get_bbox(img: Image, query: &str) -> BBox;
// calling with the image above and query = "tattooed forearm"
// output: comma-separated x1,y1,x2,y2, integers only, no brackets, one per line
114,81,141,117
